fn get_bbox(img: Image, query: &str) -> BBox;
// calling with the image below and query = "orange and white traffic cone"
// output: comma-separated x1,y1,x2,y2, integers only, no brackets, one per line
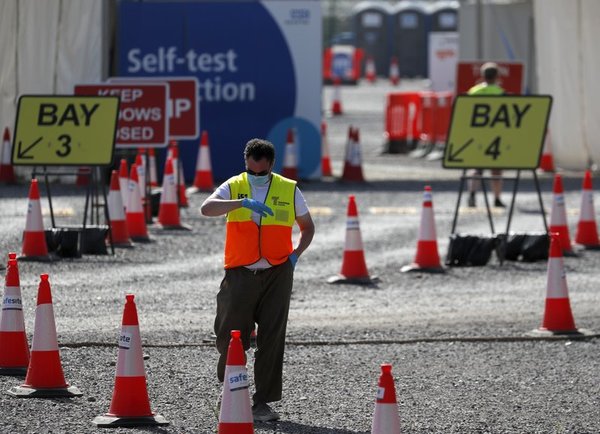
21,179,50,261
148,148,159,188
331,77,343,116
327,195,375,284
8,274,82,397
321,121,333,177
168,141,189,208
107,170,133,247
539,129,555,173
158,158,189,230
533,233,579,335
0,127,16,184
75,167,91,186
135,151,147,198
0,253,29,375
118,159,129,209
341,127,365,182
389,57,400,86
401,186,444,273
549,174,574,256
371,364,401,434
93,294,168,427
282,128,298,181
574,170,600,249
190,130,214,193
126,164,150,242
365,56,376,83
218,330,254,434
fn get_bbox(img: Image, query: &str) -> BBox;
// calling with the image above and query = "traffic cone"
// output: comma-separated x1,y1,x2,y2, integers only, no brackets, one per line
549,174,574,256
331,77,343,116
126,164,150,242
118,159,129,209
389,56,400,86
401,186,444,273
21,179,50,260
365,56,376,83
135,151,147,198
327,195,375,284
190,130,214,193
282,128,298,180
574,170,600,249
75,167,91,186
539,129,555,173
93,294,168,427
8,274,82,397
158,158,189,230
148,148,159,188
218,330,254,434
0,127,16,183
107,170,133,247
341,127,365,182
535,233,578,334
371,364,401,434
321,121,333,177
168,141,189,208
0,253,29,375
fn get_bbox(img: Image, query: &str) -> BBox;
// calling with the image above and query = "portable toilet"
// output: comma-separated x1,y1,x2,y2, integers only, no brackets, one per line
352,1,393,78
430,1,459,32
391,1,430,78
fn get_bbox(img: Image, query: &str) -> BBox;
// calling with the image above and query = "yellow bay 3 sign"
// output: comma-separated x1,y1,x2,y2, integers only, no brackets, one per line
12,95,119,166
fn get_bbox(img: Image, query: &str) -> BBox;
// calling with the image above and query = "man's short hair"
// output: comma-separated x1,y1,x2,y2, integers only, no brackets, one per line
481,62,499,81
244,138,275,163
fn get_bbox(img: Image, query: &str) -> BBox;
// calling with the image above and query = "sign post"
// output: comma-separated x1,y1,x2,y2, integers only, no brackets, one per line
443,95,553,264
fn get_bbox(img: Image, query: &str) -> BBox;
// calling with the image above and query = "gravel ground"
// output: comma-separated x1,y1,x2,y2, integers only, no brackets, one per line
0,79,598,433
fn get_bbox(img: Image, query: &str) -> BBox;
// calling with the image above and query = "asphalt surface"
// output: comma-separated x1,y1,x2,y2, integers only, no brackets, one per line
0,79,599,433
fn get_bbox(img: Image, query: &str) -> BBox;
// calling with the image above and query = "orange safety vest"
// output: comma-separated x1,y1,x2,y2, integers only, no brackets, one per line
224,172,296,269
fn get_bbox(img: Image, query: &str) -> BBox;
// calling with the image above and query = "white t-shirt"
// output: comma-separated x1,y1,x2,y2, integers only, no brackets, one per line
209,178,309,269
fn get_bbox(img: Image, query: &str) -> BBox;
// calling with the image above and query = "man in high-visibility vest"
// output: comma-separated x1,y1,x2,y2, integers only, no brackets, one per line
467,62,506,208
201,138,315,422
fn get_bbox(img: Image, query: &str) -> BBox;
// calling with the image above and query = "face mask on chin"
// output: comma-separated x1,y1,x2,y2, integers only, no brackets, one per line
247,173,270,186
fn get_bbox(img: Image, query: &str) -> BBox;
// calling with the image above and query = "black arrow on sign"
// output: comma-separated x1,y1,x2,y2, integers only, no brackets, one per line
17,136,43,159
447,138,473,163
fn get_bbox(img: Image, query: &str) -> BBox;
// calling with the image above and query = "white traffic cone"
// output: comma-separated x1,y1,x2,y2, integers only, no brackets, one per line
93,294,168,427
8,274,82,397
118,159,129,209
371,364,401,434
190,130,214,193
574,170,600,249
282,128,298,180
21,179,50,260
0,253,29,375
107,170,133,247
126,164,150,242
218,330,254,434
549,174,574,255
401,186,444,273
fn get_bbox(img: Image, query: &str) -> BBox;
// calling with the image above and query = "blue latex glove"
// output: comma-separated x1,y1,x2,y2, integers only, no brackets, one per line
289,252,298,269
241,198,274,218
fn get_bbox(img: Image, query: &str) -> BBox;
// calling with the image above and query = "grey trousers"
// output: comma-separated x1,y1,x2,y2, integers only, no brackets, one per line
214,260,293,404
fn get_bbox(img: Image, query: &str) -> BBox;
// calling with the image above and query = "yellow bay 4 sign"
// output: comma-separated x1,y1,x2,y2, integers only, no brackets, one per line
12,95,119,166
443,95,552,170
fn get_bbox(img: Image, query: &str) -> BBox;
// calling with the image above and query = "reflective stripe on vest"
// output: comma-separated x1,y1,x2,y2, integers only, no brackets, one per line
225,172,296,268
467,83,505,95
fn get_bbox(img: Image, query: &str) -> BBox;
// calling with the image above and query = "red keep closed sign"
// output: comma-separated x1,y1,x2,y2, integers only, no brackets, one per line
74,83,169,148
455,61,524,95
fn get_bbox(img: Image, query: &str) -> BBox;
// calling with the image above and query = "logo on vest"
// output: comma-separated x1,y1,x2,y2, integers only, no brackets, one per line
271,196,290,206
237,193,248,199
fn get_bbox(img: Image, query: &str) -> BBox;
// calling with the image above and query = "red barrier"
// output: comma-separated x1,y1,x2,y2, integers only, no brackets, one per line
433,92,453,144
384,92,421,153
418,91,437,144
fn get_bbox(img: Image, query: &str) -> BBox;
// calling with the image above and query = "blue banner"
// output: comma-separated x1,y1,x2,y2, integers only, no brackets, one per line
117,1,321,182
